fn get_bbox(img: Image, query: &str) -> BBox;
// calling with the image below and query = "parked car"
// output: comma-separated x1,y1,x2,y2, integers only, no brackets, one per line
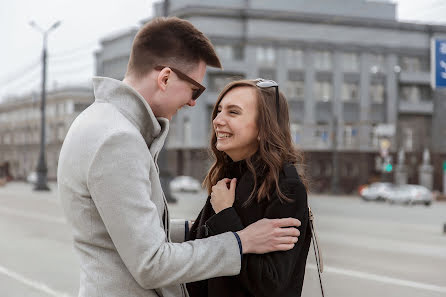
169,176,202,193
359,182,394,202
386,184,433,206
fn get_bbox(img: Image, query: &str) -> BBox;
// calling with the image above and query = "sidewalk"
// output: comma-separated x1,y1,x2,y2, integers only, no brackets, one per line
0,181,59,200
0,181,206,220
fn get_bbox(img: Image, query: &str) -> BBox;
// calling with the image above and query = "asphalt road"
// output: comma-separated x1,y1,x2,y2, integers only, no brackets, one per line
0,182,445,297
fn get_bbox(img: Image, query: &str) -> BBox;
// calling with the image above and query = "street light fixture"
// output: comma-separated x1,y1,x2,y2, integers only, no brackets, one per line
29,20,61,191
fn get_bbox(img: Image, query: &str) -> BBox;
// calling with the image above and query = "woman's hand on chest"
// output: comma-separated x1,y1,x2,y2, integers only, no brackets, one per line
210,178,237,213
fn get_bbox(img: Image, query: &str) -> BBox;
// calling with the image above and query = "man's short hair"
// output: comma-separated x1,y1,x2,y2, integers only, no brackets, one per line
126,17,222,78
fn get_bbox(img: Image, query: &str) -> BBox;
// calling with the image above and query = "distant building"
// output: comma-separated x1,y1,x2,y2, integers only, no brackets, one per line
0,86,93,180
95,0,446,192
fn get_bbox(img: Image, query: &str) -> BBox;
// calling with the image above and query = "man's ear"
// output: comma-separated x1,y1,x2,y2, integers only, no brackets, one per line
157,68,171,92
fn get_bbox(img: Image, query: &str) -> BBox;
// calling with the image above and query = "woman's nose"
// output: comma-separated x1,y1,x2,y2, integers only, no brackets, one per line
213,112,225,126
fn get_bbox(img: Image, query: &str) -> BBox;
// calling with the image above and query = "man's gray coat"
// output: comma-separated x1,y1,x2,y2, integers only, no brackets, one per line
57,77,241,297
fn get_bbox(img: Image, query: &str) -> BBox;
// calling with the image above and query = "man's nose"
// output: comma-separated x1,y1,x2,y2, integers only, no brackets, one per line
187,99,196,107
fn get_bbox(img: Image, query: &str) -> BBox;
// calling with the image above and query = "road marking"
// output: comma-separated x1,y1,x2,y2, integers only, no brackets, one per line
308,264,446,293
0,264,73,297
0,207,65,224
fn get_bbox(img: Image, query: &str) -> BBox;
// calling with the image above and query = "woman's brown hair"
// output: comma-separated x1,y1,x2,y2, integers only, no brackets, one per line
204,80,308,205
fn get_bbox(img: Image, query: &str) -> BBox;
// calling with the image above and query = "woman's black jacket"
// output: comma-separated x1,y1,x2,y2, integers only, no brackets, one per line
186,160,311,297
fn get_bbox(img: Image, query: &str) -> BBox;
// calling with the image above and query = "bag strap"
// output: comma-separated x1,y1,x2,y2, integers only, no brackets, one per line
309,206,325,297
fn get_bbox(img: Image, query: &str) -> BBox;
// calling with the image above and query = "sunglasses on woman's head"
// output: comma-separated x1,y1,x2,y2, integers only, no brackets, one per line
254,78,280,117
155,66,206,100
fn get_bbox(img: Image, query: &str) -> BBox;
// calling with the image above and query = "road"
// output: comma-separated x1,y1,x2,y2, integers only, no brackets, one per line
0,182,445,297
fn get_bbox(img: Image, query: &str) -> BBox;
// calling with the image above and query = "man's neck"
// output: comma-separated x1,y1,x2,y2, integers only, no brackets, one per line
123,76,157,111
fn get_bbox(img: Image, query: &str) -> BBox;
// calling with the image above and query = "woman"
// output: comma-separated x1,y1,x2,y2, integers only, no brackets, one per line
187,79,311,297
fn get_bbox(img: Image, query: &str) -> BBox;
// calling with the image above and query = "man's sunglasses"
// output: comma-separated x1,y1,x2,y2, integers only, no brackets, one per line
155,65,206,100
254,78,280,117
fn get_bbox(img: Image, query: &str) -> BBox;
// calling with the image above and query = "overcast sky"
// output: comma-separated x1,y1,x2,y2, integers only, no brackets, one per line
1,0,446,100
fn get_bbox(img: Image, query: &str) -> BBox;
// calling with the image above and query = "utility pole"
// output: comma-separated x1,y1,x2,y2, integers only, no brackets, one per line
159,0,177,203
331,115,339,194
30,20,61,191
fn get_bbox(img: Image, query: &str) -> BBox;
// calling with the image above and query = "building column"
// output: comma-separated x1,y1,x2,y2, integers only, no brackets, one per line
245,45,259,79
333,51,344,149
303,49,315,147
276,48,287,85
385,54,398,125
359,53,371,150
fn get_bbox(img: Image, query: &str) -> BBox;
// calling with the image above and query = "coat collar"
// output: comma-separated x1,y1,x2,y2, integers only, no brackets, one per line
92,76,169,155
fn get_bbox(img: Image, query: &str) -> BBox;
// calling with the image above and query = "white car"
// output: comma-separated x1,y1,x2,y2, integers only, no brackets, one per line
359,182,394,201
26,171,37,184
169,176,202,193
386,184,433,206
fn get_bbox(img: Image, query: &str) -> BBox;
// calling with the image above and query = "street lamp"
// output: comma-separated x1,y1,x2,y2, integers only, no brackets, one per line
29,20,61,191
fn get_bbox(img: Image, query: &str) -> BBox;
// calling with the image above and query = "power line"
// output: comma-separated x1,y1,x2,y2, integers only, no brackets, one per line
0,59,40,85
50,41,98,58
1,41,97,86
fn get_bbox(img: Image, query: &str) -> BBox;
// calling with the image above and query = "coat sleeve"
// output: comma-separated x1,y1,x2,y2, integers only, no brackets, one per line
205,178,309,297
169,219,187,243
87,131,241,289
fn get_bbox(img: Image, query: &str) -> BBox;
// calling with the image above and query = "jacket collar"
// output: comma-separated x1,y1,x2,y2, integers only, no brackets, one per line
92,76,169,155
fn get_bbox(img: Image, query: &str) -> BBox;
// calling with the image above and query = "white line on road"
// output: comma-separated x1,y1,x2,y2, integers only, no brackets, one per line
308,264,446,293
0,207,66,224
0,264,73,297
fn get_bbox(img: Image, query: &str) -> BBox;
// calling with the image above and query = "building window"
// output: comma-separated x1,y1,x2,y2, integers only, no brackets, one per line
47,105,56,117
57,123,65,141
183,117,191,145
74,103,90,113
314,51,332,71
343,124,358,147
371,124,379,148
342,52,359,72
403,127,413,152
285,80,305,101
258,68,276,81
314,81,332,102
400,56,429,72
312,161,321,176
256,46,276,67
208,73,245,93
342,82,359,102
370,54,385,73
290,123,302,144
57,102,65,116
314,125,330,145
66,101,74,114
324,162,332,177
400,85,432,103
215,45,244,61
342,162,359,177
370,83,385,104
4,132,11,145
286,49,304,69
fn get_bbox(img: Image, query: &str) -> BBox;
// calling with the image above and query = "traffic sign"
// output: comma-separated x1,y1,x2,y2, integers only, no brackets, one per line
431,38,446,89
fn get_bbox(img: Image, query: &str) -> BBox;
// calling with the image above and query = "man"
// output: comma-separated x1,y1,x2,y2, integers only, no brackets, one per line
58,17,301,297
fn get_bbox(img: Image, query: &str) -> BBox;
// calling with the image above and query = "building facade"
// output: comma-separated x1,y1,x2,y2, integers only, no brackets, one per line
95,0,446,193
0,86,94,180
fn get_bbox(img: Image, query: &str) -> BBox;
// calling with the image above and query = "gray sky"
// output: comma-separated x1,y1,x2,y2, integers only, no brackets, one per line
1,0,446,100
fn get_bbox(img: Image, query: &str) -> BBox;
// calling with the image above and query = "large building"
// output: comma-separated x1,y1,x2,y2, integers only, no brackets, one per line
0,86,93,180
95,0,446,193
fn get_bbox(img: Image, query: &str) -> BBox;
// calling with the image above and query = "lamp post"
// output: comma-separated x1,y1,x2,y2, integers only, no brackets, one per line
30,20,61,191
158,1,177,203
330,115,339,194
